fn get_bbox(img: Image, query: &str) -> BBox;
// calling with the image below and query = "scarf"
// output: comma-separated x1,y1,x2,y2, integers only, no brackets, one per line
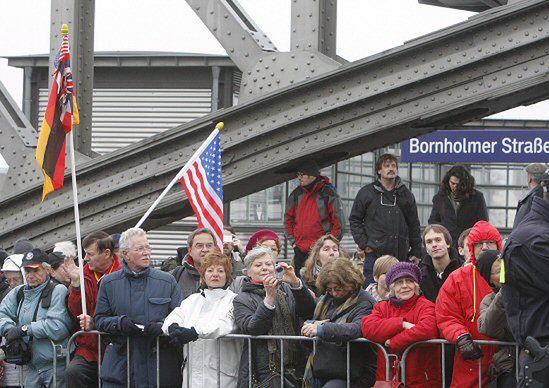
448,191,462,215
303,292,360,387
248,286,299,370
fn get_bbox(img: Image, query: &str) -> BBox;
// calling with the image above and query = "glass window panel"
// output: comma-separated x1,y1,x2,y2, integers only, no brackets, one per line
507,209,517,228
509,165,528,186
482,188,507,207
508,189,525,206
488,209,506,229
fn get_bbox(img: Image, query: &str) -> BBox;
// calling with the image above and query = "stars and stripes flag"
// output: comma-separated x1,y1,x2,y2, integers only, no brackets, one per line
36,29,80,201
179,130,224,249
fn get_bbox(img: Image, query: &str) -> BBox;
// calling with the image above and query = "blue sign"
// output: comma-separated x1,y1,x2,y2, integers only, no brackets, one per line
401,130,549,163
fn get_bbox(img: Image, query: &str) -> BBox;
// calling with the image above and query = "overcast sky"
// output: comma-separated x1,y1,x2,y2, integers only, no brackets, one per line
1,0,549,120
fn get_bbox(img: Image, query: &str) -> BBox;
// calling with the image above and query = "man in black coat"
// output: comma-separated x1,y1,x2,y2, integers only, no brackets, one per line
349,154,421,284
512,163,546,228
502,168,549,387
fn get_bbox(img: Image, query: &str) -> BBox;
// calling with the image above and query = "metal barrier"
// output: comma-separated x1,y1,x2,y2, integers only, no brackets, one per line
400,339,519,387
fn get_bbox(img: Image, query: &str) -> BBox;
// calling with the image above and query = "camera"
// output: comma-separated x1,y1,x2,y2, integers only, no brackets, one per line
223,234,233,244
274,263,284,279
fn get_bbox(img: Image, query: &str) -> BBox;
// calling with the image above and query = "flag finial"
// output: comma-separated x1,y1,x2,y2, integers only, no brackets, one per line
216,122,224,130
61,24,69,36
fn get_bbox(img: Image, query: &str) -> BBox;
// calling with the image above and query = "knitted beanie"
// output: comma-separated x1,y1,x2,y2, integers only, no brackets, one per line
385,262,421,289
245,229,279,254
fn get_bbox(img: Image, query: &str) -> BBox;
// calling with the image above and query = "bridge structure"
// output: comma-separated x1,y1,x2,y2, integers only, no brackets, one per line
1,0,549,250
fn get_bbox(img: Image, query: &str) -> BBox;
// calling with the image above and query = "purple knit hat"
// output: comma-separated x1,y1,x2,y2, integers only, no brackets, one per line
385,262,421,289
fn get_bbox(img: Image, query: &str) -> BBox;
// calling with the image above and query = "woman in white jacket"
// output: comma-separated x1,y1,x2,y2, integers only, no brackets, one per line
162,253,242,388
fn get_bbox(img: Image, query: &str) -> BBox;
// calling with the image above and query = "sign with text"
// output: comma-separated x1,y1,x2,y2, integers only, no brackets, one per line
401,130,549,163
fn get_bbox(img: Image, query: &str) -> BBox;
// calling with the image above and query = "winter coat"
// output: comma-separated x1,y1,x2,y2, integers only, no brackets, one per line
162,288,242,388
428,190,488,247
0,279,72,370
172,255,201,299
94,264,184,387
232,278,315,387
349,177,422,260
362,294,441,388
67,255,122,362
513,184,543,228
285,176,345,252
307,290,377,386
435,265,498,387
419,248,463,303
502,196,549,345
478,291,515,379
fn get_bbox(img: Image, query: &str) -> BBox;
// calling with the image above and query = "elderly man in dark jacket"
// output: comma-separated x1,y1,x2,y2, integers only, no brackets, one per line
502,169,549,387
512,163,546,228
94,227,183,387
349,154,422,284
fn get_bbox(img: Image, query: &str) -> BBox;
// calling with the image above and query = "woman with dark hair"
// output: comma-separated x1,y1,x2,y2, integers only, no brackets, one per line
301,258,377,388
428,165,488,247
300,235,343,297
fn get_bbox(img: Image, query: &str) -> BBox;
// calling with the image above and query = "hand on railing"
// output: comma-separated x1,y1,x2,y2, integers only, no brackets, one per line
168,323,198,346
120,317,142,336
144,322,164,337
457,334,484,360
301,320,328,337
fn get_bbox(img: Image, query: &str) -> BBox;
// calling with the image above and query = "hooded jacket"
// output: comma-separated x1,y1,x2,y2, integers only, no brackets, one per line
502,196,549,345
420,248,463,303
428,189,488,247
362,294,441,388
349,177,422,260
435,265,498,387
94,264,183,387
67,255,122,362
0,279,72,370
285,176,345,252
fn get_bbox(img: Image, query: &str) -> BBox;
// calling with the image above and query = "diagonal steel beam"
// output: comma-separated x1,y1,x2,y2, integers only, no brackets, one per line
1,0,548,249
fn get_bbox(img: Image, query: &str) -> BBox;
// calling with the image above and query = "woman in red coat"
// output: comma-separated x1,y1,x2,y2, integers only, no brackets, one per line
362,262,441,387
435,220,501,387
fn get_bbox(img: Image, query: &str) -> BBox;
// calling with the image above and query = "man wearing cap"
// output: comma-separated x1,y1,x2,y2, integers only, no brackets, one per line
43,251,70,287
94,227,183,387
285,159,345,275
502,168,549,386
513,163,547,228
349,153,422,284
171,227,217,298
435,220,501,387
63,231,122,388
0,248,72,387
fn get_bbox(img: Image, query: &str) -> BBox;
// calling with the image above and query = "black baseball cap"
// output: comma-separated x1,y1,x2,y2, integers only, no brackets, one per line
22,248,48,268
47,252,65,268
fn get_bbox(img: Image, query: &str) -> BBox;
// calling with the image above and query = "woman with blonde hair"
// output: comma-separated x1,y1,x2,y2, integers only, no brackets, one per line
162,253,242,388
301,258,377,387
300,235,343,297
364,255,399,302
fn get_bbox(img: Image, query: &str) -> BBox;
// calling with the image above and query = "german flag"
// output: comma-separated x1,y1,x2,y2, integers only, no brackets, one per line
36,29,79,201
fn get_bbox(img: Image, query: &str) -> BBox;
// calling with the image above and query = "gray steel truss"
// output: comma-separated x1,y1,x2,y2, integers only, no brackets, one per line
1,0,549,249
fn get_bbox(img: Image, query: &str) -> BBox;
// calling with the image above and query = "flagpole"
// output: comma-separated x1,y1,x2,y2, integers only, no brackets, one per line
62,24,87,318
135,121,224,229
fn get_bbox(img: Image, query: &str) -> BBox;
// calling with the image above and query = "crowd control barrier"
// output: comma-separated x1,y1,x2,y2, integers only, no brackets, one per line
64,330,520,388
400,339,520,387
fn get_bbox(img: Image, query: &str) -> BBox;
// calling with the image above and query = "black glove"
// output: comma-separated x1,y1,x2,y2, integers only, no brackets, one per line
4,326,25,342
168,323,198,346
119,317,142,336
144,322,163,337
457,334,483,360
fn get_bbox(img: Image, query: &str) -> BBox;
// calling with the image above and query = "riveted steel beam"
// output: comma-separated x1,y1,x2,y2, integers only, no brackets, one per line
1,0,549,249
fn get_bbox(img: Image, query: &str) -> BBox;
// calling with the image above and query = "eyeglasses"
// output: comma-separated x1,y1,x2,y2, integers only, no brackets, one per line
473,240,498,249
297,172,304,178
131,246,152,254
194,243,215,250
326,286,344,294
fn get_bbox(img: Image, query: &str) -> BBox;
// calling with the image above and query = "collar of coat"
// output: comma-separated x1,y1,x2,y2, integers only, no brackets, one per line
122,263,150,278
420,248,463,272
373,176,404,193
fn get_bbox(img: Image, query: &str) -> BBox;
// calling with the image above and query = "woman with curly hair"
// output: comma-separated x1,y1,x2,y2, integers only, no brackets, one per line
300,235,344,297
428,165,488,248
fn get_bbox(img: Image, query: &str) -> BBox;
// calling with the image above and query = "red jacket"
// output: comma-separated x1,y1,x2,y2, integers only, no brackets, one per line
67,255,122,362
435,265,498,387
362,295,441,388
285,176,344,252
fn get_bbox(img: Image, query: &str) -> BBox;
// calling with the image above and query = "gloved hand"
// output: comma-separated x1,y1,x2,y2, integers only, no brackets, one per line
144,322,163,337
168,323,198,346
119,317,142,336
457,334,484,360
4,326,25,342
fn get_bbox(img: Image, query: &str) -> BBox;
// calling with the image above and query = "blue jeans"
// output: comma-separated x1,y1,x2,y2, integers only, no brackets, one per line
362,251,380,286
25,362,66,388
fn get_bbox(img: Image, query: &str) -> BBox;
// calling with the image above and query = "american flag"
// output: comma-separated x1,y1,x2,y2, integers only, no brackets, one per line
179,131,224,249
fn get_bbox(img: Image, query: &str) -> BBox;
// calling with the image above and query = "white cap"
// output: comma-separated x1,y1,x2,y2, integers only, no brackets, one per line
2,254,23,272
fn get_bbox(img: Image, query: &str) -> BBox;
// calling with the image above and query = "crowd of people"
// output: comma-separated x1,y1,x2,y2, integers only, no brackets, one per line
0,156,547,388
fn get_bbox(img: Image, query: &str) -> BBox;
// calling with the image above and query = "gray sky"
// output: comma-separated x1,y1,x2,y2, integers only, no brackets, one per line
1,0,549,119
